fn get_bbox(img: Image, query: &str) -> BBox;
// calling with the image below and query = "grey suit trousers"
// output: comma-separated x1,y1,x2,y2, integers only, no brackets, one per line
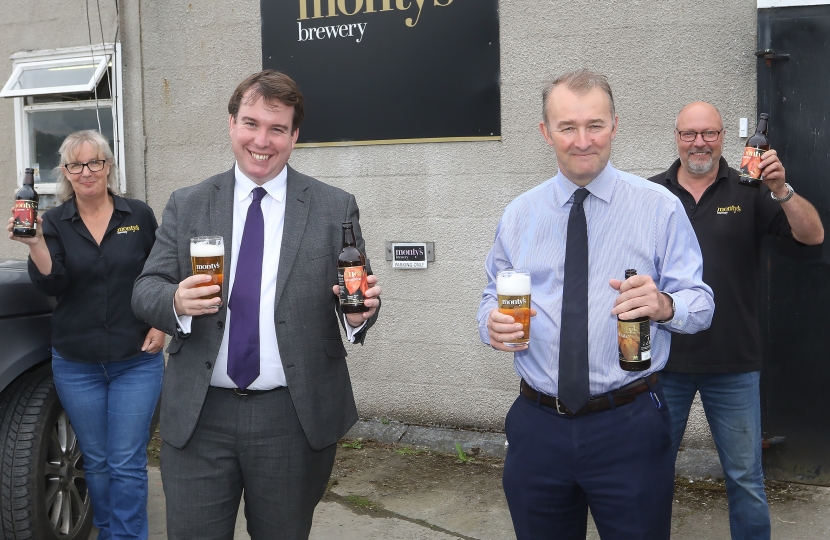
160,387,336,540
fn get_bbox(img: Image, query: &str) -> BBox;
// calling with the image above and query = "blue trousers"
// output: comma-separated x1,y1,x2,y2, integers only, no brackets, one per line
503,380,674,540
51,350,164,540
661,371,770,540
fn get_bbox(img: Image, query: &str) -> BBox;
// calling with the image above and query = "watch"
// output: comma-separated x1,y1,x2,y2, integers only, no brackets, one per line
770,182,795,203
654,292,675,324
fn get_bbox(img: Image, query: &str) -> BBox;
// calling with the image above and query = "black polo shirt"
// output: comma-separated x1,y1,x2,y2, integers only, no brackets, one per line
28,195,158,363
649,158,792,373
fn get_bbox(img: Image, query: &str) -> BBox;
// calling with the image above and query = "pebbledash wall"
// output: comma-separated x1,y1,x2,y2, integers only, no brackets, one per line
0,0,761,451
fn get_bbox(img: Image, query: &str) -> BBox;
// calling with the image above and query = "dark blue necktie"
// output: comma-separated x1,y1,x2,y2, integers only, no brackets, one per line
558,188,591,412
227,187,267,389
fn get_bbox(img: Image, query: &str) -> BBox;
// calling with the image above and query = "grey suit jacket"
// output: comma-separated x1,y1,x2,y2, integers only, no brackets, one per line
133,166,378,450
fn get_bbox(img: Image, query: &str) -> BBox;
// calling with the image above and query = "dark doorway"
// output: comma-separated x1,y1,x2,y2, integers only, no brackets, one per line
758,4,830,486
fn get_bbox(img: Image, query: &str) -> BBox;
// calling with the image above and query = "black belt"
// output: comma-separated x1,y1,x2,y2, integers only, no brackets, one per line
520,373,658,416
214,386,285,396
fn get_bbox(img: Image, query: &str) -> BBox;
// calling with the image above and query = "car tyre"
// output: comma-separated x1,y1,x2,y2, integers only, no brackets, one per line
0,365,93,540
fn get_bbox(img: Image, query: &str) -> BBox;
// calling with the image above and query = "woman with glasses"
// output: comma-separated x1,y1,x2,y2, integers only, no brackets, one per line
6,130,165,540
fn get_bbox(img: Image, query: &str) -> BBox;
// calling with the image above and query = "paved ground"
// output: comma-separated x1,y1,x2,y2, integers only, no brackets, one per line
91,440,830,540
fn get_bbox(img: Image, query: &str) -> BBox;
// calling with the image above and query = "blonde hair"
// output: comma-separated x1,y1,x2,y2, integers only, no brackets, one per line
54,130,120,203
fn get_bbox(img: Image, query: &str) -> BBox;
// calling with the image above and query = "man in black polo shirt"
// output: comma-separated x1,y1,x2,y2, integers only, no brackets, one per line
650,101,823,539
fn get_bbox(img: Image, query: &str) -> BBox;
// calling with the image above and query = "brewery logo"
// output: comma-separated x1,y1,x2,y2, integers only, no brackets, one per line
196,263,221,271
13,200,36,230
392,242,427,269
261,0,500,144
339,264,368,304
116,225,140,234
298,21,368,43
716,205,741,215
740,147,763,180
500,297,527,308
618,321,651,362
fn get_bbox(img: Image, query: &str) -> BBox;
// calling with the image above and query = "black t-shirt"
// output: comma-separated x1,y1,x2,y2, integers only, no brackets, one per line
649,158,792,373
28,195,159,363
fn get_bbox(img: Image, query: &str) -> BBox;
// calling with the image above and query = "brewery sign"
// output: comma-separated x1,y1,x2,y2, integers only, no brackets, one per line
390,242,429,269
260,0,501,146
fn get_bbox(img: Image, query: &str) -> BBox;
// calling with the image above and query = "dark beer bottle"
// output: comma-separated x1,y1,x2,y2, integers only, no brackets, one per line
738,113,770,188
618,269,651,371
13,168,39,238
338,221,369,313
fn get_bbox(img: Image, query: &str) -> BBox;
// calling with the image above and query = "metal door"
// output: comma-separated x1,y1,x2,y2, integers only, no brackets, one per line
757,3,830,486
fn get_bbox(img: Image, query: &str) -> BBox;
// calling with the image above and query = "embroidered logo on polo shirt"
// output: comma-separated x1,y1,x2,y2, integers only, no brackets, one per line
716,205,741,215
116,225,140,234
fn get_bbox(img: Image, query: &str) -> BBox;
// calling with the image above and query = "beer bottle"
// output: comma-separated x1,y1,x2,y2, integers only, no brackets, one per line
618,269,651,371
338,221,369,313
738,113,770,188
13,168,39,238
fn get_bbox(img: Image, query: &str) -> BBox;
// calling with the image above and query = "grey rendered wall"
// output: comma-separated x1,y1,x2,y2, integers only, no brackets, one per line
0,1,759,448
0,0,117,260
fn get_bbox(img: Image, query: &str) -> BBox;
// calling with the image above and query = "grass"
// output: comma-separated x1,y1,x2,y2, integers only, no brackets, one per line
394,447,425,456
455,442,474,464
343,494,380,510
341,437,364,450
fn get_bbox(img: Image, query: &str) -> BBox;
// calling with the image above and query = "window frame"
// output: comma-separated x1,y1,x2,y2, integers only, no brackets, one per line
0,55,110,98
8,43,125,195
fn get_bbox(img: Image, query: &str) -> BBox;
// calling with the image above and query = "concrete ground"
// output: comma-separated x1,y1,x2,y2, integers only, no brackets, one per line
92,421,830,539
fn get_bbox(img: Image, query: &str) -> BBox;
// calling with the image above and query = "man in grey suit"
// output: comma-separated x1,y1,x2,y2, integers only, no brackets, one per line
133,70,381,540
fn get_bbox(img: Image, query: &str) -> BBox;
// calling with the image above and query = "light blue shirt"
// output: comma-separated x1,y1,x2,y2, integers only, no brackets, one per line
477,163,714,396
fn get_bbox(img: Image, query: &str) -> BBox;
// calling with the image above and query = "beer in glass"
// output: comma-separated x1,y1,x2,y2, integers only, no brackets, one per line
497,269,531,347
190,236,224,305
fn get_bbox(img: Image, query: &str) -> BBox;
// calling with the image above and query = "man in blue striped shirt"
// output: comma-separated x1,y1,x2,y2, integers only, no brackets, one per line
478,69,714,540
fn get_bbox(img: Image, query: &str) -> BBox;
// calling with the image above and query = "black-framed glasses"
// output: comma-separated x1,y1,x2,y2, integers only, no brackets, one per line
676,129,723,142
64,160,108,174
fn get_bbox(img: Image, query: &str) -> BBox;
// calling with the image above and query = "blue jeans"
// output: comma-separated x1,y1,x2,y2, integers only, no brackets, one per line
661,371,770,540
51,349,164,540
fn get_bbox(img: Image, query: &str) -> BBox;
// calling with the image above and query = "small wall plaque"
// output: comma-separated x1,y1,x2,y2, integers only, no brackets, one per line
387,242,432,269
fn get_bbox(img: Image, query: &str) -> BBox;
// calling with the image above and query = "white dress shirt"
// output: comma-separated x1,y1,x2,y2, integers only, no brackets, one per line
176,164,364,389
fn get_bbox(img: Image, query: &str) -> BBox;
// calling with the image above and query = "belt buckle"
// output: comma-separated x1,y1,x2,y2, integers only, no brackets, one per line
233,388,248,396
554,397,568,415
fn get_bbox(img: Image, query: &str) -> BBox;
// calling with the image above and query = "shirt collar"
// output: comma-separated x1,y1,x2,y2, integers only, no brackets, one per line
234,163,287,203
553,161,616,207
61,193,130,221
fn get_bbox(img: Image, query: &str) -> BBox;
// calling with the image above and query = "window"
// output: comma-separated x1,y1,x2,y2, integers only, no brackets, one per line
2,44,124,204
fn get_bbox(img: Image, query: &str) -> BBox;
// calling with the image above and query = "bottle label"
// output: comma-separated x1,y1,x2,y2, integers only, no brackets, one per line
618,320,651,363
739,147,763,181
13,200,37,231
338,265,368,306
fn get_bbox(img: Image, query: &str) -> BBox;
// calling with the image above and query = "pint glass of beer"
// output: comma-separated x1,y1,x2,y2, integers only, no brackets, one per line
190,236,224,306
497,269,532,347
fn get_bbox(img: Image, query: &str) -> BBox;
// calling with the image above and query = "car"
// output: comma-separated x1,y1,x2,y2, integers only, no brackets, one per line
0,259,93,540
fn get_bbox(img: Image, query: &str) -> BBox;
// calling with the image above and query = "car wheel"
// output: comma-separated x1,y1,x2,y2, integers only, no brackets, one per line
0,365,93,540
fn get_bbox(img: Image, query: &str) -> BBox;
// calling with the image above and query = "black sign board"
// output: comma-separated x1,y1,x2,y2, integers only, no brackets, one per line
261,0,500,146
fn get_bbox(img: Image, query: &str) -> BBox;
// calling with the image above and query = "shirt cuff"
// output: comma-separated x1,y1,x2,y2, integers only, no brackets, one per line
343,314,366,343
661,292,688,330
174,303,193,335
